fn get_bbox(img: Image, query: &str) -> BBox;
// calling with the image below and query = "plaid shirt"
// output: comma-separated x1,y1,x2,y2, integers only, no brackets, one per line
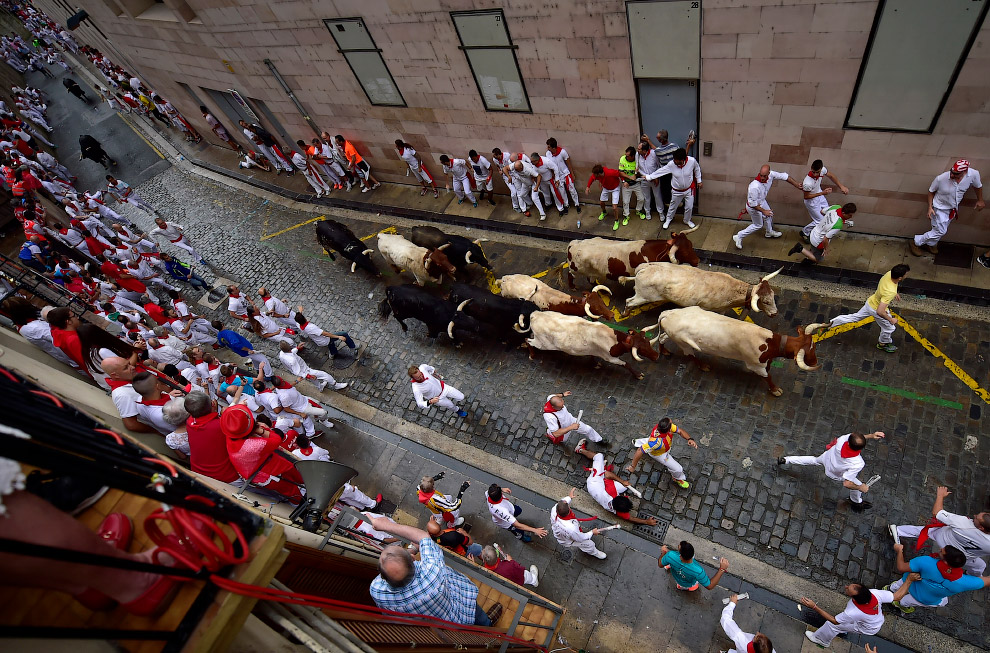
369,538,478,625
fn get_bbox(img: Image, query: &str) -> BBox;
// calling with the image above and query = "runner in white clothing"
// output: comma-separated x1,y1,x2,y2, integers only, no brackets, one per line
395,139,437,197
641,148,702,229
408,363,468,417
293,305,358,358
779,431,885,512
574,448,658,526
150,218,206,264
634,141,661,220
721,596,776,653
800,159,849,239
468,150,496,206
247,307,295,346
801,582,906,647
338,481,384,512
530,153,565,218
273,378,333,437
546,137,580,212
733,164,803,250
439,155,476,207
106,175,156,215
485,484,548,542
506,159,540,218
277,342,346,392
491,148,520,211
911,159,984,256
226,285,250,321
258,288,297,330
292,144,331,197
550,489,606,559
891,485,990,576
542,391,605,447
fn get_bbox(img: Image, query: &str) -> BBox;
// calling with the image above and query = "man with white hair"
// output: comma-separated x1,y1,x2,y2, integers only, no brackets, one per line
161,397,191,457
910,159,984,257
542,391,605,447
732,164,803,250
480,545,539,587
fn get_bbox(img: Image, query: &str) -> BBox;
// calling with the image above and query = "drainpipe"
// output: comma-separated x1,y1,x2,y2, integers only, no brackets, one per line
264,58,320,137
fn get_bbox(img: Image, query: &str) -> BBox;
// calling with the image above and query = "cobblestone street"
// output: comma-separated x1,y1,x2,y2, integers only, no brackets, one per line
109,164,990,647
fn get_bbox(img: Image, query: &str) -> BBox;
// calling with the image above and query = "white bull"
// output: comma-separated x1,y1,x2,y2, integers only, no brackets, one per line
654,306,826,396
516,311,659,379
377,233,456,286
498,274,612,320
620,265,781,316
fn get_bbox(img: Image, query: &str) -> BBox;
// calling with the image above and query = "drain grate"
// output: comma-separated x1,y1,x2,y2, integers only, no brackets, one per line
633,513,670,545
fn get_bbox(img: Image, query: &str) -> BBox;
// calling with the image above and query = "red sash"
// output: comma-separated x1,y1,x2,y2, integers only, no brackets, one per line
916,518,947,550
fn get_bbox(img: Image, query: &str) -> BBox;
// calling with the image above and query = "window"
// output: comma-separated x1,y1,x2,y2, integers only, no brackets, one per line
450,9,531,113
324,18,405,107
845,0,989,133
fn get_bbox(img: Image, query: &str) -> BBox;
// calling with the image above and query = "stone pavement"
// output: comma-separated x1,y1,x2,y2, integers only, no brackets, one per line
24,60,990,650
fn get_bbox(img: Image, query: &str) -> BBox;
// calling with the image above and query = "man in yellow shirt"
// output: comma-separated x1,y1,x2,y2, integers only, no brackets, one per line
826,264,909,352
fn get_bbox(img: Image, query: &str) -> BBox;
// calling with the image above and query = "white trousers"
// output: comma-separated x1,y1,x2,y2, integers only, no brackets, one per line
339,483,376,510
302,168,330,194
501,174,521,210
452,177,475,203
263,330,295,346
170,236,203,262
523,569,537,585
649,450,686,481
802,196,828,236
425,384,465,412
272,314,298,330
889,577,947,608
829,301,896,344
811,620,877,645
783,455,862,502
557,174,579,206
473,174,493,192
318,161,345,185
914,208,951,247
247,352,272,377
257,144,293,171
305,368,337,386
124,193,155,214
568,538,604,556
894,525,988,576
514,180,537,213
562,422,603,444
737,203,775,239
621,183,639,216
96,203,125,222
639,179,664,217
665,189,694,226
297,402,328,438
535,178,563,212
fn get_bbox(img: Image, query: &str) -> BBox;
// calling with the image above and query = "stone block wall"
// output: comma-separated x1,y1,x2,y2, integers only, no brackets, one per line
41,0,990,242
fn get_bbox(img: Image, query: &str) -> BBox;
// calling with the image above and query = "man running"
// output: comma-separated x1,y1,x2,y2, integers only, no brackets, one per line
778,431,885,512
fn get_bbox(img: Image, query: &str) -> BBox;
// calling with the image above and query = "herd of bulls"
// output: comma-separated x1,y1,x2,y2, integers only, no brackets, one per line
315,219,825,395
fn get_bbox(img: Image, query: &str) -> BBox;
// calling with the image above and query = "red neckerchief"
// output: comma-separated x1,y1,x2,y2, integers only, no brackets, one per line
543,400,558,413
299,321,309,329
138,395,170,406
189,411,220,427
836,209,845,219
746,644,755,653
410,373,443,389
851,594,879,615
916,518,947,550
755,176,766,182
826,437,859,458
808,170,822,179
258,387,274,394
937,560,964,581
585,466,620,498
551,146,562,157
397,146,404,155
299,446,313,456
208,363,219,371
554,508,597,522
106,378,130,391
487,496,503,505
483,560,499,570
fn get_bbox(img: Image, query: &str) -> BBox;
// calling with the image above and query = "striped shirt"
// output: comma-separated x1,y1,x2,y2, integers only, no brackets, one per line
370,538,479,624
655,141,679,166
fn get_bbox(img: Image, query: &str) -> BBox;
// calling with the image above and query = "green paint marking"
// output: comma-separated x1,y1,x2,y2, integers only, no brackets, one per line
840,377,963,409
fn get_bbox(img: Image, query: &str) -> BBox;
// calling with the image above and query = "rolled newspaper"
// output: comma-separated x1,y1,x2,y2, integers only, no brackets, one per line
865,474,881,488
576,409,583,423
598,524,621,532
723,592,749,605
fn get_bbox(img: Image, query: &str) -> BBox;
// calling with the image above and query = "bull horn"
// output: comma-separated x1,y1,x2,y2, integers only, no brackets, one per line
584,303,596,319
350,262,357,273
679,224,699,235
457,299,471,312
518,314,525,328
448,321,455,339
668,245,679,264
472,238,489,245
750,290,761,313
805,322,828,334
513,323,530,334
437,243,451,251
631,346,643,362
761,266,783,282
465,251,472,264
795,348,820,371
362,248,374,255
591,284,611,295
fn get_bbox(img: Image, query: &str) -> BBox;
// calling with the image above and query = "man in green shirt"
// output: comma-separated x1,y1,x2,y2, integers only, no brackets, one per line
617,146,641,231
826,264,909,353
659,540,729,591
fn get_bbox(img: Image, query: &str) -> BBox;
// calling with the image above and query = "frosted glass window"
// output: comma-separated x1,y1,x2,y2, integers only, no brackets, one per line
451,10,531,113
325,18,405,107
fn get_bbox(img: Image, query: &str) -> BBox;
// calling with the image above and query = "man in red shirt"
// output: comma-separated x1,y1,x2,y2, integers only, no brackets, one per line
479,545,538,587
97,255,147,295
142,296,167,324
586,164,621,228
183,392,240,483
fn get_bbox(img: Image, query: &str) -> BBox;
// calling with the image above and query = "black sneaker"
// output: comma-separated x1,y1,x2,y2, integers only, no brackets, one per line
788,243,803,256
978,255,990,269
575,204,582,213
800,232,810,244
26,471,109,515
850,500,873,513
777,457,786,465
596,439,611,448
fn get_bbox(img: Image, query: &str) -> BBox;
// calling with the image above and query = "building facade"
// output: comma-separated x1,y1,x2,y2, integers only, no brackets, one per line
36,0,990,242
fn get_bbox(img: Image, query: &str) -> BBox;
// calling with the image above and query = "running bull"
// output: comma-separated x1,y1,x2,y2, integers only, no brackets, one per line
515,311,660,380
498,274,612,320
448,282,538,337
621,265,781,316
315,219,378,275
411,225,491,272
652,306,826,396
378,284,482,344
378,233,457,285
566,226,700,289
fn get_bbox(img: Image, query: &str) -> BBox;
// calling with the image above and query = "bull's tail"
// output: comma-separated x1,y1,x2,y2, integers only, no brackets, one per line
377,297,392,321
617,276,634,284
315,234,337,261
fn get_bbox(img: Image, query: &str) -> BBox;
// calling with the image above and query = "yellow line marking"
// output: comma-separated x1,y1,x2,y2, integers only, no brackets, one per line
118,113,165,159
533,263,567,280
894,313,990,405
730,307,757,324
260,216,325,241
361,226,396,241
813,317,874,343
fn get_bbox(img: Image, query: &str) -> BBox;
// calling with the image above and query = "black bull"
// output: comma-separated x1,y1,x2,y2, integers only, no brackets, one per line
378,284,484,344
315,219,378,275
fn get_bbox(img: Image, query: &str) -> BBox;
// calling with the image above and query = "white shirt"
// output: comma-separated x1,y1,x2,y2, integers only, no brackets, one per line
635,148,659,177
802,166,827,197
721,603,777,653
292,443,331,462
275,385,312,412
543,395,577,436
135,400,173,435
253,313,283,335
228,295,247,317
204,113,221,129
492,150,513,176
410,364,444,408
469,155,491,179
147,343,186,366
254,389,281,419
443,158,470,181
19,320,76,367
531,158,554,182
300,321,331,347
291,151,309,172
550,496,592,546
930,169,982,211
747,171,789,208
397,145,420,169
150,222,184,241
278,348,313,377
644,156,702,191
510,161,539,185
833,589,894,635
111,383,141,419
810,206,846,247
931,510,990,559
586,452,626,514
487,497,517,529
817,434,865,484
264,295,294,319
545,147,572,178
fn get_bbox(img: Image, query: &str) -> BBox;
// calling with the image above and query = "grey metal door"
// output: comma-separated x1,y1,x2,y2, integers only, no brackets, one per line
638,79,698,154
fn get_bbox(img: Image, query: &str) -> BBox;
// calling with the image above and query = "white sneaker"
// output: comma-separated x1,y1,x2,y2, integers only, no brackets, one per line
732,234,743,250
333,382,348,390
346,182,353,191
321,419,335,429
361,186,370,193
591,550,607,559
315,191,323,198
765,230,782,238
529,565,539,587
317,380,328,392
539,215,546,221
685,219,695,228
452,517,465,527
661,217,672,229
575,438,587,453
804,630,828,648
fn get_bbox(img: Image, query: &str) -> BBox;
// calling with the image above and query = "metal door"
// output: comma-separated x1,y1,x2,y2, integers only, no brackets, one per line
638,79,698,155
203,87,254,128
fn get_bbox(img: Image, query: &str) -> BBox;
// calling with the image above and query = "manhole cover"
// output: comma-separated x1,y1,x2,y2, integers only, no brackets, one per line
331,355,357,370
375,499,397,517
555,548,574,564
633,513,670,545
